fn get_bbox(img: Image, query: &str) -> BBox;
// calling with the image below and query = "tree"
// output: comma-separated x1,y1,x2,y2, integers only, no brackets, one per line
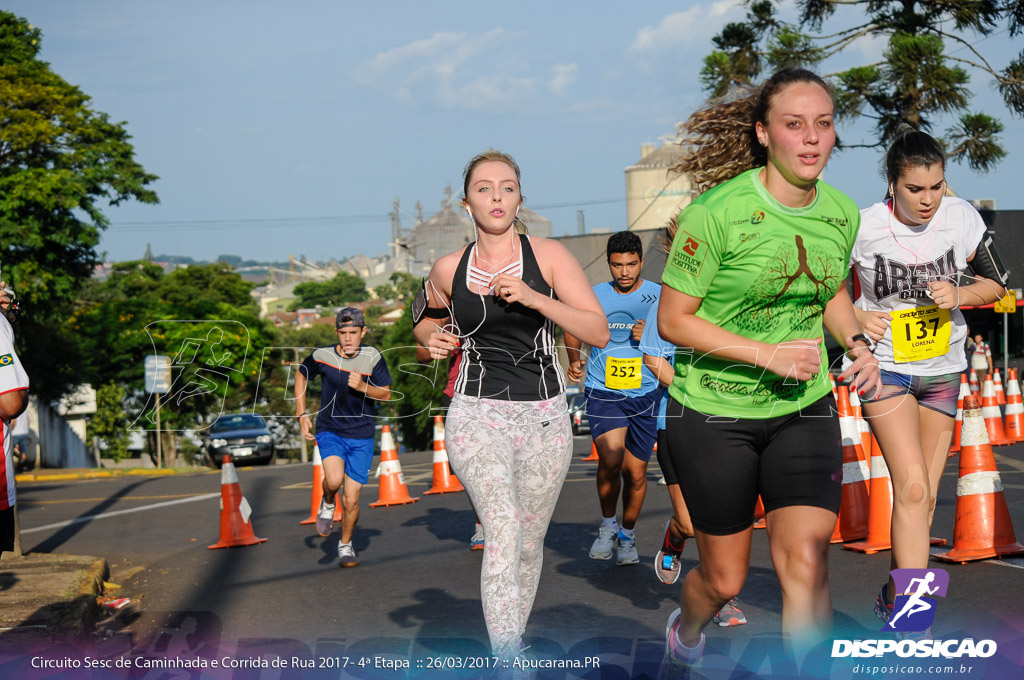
0,11,158,400
86,383,131,462
76,262,280,465
289,271,369,310
700,0,1024,171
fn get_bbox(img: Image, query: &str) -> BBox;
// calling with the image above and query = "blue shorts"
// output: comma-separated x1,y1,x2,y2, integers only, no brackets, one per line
316,432,375,485
862,369,960,418
584,387,659,462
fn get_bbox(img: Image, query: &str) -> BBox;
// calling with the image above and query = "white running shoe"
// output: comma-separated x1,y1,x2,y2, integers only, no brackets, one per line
316,499,335,537
589,524,617,560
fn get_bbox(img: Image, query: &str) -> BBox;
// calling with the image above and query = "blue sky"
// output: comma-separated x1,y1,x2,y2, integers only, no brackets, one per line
9,1,1024,264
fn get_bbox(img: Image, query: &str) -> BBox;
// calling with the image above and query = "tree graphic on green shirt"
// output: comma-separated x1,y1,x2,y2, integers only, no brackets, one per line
739,236,843,334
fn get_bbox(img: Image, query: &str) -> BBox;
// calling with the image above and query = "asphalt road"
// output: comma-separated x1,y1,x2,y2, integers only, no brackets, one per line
12,434,1024,679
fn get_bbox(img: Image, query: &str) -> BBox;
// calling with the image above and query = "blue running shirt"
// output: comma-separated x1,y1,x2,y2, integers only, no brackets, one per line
583,279,661,398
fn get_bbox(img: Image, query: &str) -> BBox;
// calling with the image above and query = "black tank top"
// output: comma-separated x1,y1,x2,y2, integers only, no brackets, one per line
451,234,565,401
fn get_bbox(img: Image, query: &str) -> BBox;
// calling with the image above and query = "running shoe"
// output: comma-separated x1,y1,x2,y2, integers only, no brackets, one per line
874,584,894,625
470,523,485,551
316,498,335,537
616,530,639,565
337,542,358,567
655,518,685,585
658,608,704,680
589,524,617,560
711,598,747,627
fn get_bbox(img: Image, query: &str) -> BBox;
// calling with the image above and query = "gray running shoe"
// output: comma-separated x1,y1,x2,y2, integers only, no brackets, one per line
316,498,335,537
616,530,640,565
337,542,358,567
655,518,684,584
711,598,747,627
589,524,617,560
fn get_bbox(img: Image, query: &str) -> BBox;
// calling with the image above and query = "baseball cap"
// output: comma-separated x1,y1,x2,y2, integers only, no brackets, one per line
335,307,365,328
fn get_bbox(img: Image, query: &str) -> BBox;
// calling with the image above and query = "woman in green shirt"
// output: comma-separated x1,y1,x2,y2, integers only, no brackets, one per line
656,68,880,675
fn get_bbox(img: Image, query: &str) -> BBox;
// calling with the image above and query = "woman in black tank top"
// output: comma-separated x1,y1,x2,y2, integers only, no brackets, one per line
413,151,608,660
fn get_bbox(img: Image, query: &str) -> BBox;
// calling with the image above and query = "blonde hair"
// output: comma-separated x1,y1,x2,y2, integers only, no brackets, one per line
462,150,528,234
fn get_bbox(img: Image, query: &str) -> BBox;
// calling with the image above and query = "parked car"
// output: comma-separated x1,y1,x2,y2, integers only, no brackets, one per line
204,413,275,467
568,393,589,436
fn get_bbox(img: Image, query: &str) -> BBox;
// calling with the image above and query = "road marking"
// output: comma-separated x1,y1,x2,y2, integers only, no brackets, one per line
19,493,218,505
993,452,1024,473
21,493,220,534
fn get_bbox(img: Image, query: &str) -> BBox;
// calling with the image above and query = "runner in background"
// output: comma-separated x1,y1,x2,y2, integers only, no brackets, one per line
294,307,392,568
0,281,29,555
845,127,1007,637
640,299,747,627
970,333,993,377
565,232,660,566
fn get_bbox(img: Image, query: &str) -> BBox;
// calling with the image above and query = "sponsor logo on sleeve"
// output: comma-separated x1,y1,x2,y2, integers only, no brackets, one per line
670,232,709,277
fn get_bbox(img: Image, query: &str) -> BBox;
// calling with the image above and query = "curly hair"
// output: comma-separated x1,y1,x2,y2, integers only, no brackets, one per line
662,68,835,250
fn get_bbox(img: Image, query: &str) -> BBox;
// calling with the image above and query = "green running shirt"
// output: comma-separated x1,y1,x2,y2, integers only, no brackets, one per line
662,168,860,418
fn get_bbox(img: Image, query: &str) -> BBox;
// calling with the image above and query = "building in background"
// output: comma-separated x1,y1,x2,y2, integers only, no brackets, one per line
625,137,693,232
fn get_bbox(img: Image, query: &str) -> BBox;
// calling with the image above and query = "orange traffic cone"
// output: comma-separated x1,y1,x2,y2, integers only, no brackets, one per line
208,456,268,549
994,369,1006,405
829,373,838,401
370,425,419,507
753,495,766,530
831,384,870,543
848,387,871,463
969,368,980,394
949,375,970,456
844,435,892,554
424,416,464,495
1005,368,1024,443
981,374,1010,446
583,442,599,461
934,395,1024,563
300,444,342,525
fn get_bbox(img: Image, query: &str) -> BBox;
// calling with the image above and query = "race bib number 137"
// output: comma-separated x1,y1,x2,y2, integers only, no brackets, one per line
890,305,951,363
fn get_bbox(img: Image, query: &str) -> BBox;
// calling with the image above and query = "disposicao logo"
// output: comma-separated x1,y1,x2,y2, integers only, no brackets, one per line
831,568,998,659
885,568,947,633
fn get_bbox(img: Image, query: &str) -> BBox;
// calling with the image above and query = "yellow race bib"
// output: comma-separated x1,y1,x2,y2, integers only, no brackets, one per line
890,305,951,363
605,356,642,390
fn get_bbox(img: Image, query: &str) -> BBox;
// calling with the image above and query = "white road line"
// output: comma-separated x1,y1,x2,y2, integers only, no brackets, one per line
21,493,220,534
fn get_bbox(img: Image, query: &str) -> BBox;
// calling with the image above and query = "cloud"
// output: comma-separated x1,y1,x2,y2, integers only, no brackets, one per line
352,29,539,110
852,32,887,61
629,2,740,55
548,63,578,96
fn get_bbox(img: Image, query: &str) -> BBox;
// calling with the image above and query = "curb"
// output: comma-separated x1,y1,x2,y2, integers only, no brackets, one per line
15,467,203,483
0,552,109,640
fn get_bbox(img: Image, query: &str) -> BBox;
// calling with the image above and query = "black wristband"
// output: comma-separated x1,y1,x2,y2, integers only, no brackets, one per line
850,333,873,351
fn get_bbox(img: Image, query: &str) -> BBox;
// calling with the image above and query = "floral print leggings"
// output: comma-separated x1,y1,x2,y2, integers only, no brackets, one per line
446,393,573,659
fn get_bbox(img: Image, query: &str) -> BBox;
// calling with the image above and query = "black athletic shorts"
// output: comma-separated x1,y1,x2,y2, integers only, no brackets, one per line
663,395,842,536
656,428,678,486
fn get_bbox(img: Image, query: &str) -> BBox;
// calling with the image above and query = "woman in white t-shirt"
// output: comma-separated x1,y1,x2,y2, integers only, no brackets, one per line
846,127,1007,636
